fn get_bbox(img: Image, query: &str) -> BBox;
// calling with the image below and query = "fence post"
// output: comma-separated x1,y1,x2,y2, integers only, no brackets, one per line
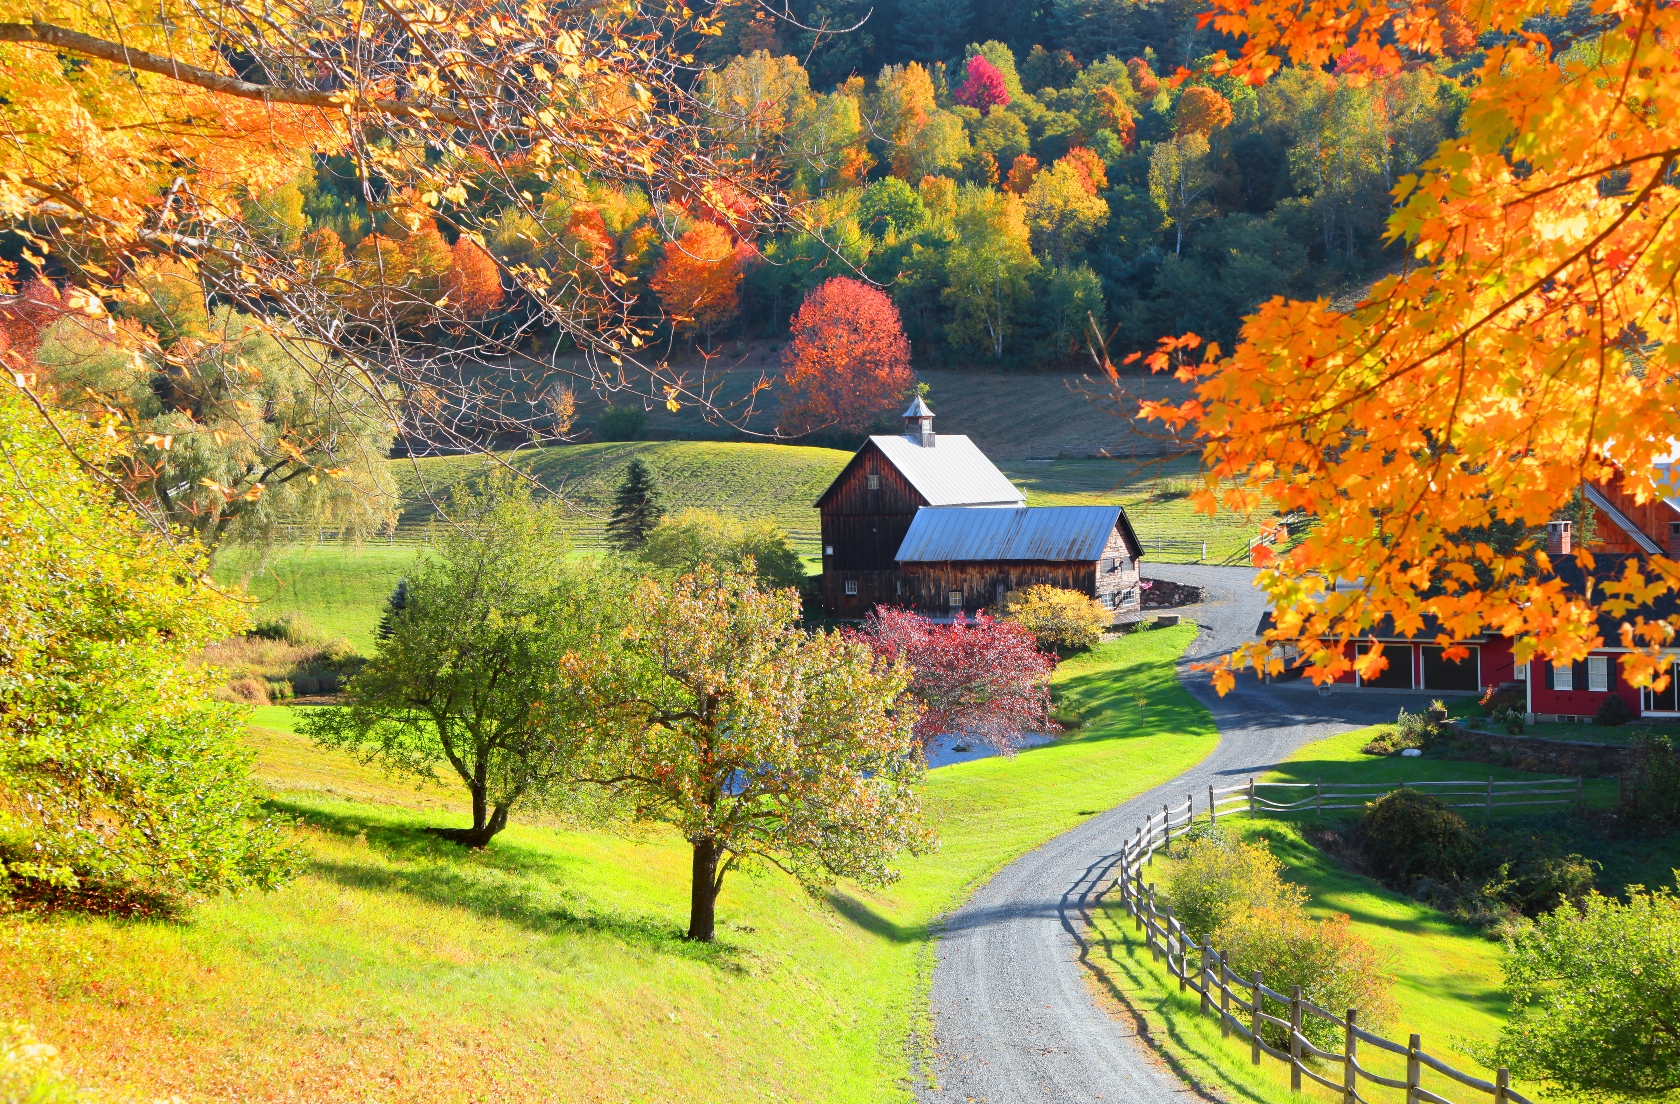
1407,1034,1422,1104
1219,951,1230,1037
1316,779,1323,818
1210,784,1218,824
1166,906,1184,988
1488,775,1494,815
1202,540,1207,562
1200,936,1212,1014
1251,971,1263,1065
1163,802,1172,840
1249,776,1256,812
1343,1009,1358,1104
1147,884,1159,960
1290,985,1303,1092
1496,1067,1510,1104
1576,776,1583,808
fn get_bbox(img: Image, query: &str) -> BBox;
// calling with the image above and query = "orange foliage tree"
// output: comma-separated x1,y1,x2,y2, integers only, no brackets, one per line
1174,87,1234,138
649,222,744,350
1134,0,1680,695
444,237,504,319
779,277,914,436
1006,155,1041,196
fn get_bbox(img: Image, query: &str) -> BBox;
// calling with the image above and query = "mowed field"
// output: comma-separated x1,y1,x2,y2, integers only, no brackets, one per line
218,440,1266,647
3,628,1218,1102
543,339,1195,461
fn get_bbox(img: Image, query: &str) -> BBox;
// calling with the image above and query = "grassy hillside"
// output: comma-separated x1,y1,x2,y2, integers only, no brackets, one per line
388,439,848,538
4,626,1219,1101
1083,724,1680,1104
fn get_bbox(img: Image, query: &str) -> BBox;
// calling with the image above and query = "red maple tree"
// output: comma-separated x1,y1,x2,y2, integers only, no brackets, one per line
953,56,1011,115
1062,147,1109,194
1127,57,1160,97
779,276,913,435
852,607,1058,752
1175,86,1234,138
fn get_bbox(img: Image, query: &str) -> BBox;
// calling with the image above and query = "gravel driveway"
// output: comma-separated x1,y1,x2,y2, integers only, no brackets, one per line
918,565,1434,1104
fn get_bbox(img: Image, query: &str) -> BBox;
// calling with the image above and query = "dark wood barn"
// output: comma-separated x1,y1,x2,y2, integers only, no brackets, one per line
814,398,1024,617
895,505,1143,619
814,399,1145,620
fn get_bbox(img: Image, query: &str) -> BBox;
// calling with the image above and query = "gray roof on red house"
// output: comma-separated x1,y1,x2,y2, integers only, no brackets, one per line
895,504,1140,563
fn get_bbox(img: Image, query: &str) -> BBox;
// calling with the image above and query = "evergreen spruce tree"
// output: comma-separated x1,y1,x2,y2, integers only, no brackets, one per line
897,0,973,64
377,578,409,641
607,458,666,552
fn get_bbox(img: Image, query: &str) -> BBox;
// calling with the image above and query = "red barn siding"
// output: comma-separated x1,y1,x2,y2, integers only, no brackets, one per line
818,442,925,614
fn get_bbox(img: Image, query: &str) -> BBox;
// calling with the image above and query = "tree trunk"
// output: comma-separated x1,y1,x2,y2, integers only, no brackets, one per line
688,838,722,942
426,791,509,848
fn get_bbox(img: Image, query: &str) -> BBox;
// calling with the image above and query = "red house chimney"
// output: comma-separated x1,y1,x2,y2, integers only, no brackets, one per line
1547,520,1572,555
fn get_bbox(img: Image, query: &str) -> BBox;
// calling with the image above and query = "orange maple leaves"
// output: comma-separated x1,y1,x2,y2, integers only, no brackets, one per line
1144,0,1680,695
779,277,913,436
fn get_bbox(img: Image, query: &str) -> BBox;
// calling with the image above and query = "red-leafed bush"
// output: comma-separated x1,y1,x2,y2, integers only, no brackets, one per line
953,55,1011,115
852,606,1058,752
1062,147,1109,194
779,276,913,435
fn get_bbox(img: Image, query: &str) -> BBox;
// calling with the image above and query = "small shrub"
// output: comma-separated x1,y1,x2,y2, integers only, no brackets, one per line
1153,477,1193,501
1491,704,1526,734
597,404,647,441
1213,906,1396,1050
1491,885,1680,1101
996,585,1110,651
1594,693,1631,727
1361,789,1477,885
225,677,270,705
265,679,294,702
251,611,317,645
291,675,319,695
1622,728,1680,829
1361,709,1439,754
1165,830,1306,943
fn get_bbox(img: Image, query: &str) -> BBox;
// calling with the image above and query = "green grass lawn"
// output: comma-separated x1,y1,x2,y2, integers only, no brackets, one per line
3,625,1218,1101
214,543,423,653
1083,722,1680,1104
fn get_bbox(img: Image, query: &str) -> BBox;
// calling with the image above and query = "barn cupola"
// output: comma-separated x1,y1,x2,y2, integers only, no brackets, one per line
902,395,935,447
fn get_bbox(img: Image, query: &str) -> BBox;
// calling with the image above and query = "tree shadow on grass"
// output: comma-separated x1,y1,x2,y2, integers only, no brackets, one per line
274,798,748,971
825,889,929,944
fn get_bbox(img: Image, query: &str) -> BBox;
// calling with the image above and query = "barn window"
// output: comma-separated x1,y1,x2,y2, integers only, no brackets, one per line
1588,655,1609,692
996,581,1006,602
1552,662,1573,691
948,590,963,608
1100,593,1115,608
867,474,881,490
844,580,858,596
1515,661,1527,681
824,545,834,556
895,578,902,596
1103,557,1115,572
1122,588,1137,607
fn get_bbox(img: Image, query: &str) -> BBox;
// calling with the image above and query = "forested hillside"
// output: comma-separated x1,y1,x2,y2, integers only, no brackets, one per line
276,0,1469,382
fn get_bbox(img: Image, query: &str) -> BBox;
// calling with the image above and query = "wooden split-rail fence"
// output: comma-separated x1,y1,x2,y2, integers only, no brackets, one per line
1104,783,1556,1104
1234,776,1583,817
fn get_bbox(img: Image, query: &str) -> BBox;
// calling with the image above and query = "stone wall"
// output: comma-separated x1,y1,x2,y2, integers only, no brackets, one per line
1141,576,1204,609
1443,722,1648,777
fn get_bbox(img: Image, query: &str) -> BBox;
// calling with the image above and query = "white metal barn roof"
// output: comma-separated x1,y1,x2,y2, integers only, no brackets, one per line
896,505,1124,562
865,433,1025,507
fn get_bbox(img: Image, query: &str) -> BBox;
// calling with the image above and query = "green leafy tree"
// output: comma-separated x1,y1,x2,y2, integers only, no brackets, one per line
606,457,666,552
0,386,296,906
640,509,807,591
377,578,409,641
1148,131,1215,254
1043,263,1106,360
897,0,972,63
943,185,1039,359
36,300,396,554
564,569,934,941
304,475,626,847
1024,158,1110,264
1490,886,1680,1101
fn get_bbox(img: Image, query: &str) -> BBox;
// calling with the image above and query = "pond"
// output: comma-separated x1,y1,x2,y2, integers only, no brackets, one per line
924,731,1055,769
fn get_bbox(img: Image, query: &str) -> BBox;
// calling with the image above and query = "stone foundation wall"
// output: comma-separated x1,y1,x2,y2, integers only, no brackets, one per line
1442,722,1654,777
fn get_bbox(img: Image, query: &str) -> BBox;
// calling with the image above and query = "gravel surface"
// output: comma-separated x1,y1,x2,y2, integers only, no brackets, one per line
919,565,1434,1104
